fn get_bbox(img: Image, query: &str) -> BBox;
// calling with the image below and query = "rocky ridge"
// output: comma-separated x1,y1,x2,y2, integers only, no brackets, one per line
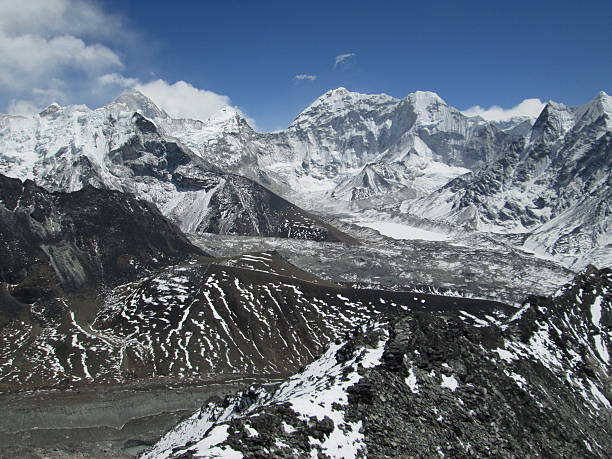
142,267,611,458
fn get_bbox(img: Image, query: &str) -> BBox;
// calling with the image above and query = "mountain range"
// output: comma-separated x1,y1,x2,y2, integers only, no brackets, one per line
1,88,609,269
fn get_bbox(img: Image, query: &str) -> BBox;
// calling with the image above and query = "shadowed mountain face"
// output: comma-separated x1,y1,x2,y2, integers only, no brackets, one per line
0,173,206,303
142,267,611,459
0,173,208,389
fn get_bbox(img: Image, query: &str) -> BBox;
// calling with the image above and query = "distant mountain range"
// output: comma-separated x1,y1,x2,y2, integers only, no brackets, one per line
0,88,609,268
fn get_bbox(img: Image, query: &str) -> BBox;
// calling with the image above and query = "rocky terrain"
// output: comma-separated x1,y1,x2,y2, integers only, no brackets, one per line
408,92,611,269
0,85,609,459
189,220,575,306
0,173,208,389
142,267,611,459
1,173,515,391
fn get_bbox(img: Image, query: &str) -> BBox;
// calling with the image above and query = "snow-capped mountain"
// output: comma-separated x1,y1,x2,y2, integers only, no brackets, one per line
407,92,611,269
161,87,610,269
1,88,609,269
164,88,510,203
0,100,355,242
142,266,611,458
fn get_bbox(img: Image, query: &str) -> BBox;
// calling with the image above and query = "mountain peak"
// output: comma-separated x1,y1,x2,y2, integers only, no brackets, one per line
39,103,62,117
589,90,611,111
291,88,398,128
207,105,243,121
571,90,612,129
406,90,447,107
111,89,168,119
326,87,350,96
200,105,254,133
313,87,356,105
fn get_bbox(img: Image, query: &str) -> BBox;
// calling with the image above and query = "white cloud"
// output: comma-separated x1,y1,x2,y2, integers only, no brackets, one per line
7,99,41,116
0,34,123,92
294,74,317,81
462,98,545,121
0,0,130,112
136,79,234,121
0,0,125,41
97,73,139,89
334,53,355,68
0,2,258,128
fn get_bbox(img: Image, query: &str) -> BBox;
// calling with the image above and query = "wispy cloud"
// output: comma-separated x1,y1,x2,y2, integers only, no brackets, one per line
135,79,257,128
334,53,355,68
294,74,317,81
462,98,545,121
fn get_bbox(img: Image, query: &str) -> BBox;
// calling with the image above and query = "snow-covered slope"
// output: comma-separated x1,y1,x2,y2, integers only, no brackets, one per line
163,88,511,204
406,92,611,268
142,266,611,458
1,88,609,267
162,87,609,269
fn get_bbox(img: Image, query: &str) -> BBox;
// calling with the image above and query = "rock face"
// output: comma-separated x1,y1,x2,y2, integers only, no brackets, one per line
0,173,204,300
0,173,208,389
142,267,611,459
0,102,355,243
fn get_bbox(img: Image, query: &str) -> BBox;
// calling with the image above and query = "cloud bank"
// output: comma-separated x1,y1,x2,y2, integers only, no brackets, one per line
462,98,545,121
0,0,128,113
135,80,233,121
0,1,252,126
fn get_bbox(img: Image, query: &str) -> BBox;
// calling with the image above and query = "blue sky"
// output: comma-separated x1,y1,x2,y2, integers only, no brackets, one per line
1,0,610,131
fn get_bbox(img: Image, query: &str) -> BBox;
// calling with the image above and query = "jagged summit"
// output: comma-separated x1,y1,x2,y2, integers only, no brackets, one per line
110,89,168,119
405,90,447,107
325,86,350,96
575,90,612,125
38,103,62,117
204,105,250,127
290,87,397,128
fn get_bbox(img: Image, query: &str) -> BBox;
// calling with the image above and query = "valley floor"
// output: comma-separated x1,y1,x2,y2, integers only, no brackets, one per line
189,215,573,305
0,375,282,459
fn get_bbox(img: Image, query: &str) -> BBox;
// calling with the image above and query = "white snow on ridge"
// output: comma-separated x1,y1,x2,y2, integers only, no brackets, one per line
143,328,389,459
354,221,450,242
